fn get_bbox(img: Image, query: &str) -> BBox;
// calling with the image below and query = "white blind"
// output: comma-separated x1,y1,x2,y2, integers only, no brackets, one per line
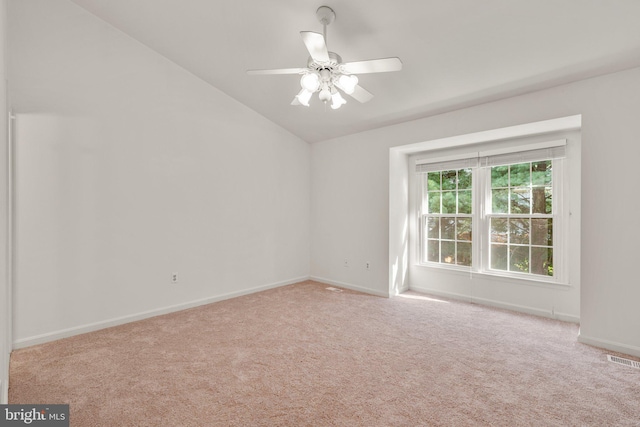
415,154,478,173
479,139,566,167
416,139,567,172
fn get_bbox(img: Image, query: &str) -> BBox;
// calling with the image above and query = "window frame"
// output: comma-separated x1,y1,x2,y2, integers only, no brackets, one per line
415,141,568,285
418,168,475,267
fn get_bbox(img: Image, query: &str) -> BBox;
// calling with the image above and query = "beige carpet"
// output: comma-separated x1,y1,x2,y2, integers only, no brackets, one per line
9,281,640,426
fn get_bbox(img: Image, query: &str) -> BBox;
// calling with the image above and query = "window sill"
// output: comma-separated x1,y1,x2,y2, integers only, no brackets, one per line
415,262,572,288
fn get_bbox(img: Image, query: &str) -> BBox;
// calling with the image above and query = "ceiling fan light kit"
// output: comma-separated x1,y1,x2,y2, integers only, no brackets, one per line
247,5,402,109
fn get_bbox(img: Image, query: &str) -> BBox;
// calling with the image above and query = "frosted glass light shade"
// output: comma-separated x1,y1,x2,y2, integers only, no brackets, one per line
319,88,332,103
300,73,320,92
338,74,358,94
296,89,313,106
331,91,347,109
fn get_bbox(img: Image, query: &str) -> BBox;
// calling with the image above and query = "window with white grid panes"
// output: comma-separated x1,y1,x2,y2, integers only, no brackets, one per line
415,141,566,284
488,160,554,277
421,168,473,267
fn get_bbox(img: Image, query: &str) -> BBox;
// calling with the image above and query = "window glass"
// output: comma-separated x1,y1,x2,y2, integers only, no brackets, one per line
488,160,554,277
418,155,559,281
420,168,473,267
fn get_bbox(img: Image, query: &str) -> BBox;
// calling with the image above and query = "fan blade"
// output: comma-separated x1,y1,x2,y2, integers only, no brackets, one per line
335,78,374,103
348,84,374,103
301,31,330,63
247,68,306,75
341,57,403,74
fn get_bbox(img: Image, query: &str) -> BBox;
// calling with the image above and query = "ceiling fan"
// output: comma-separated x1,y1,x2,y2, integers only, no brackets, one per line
247,6,402,109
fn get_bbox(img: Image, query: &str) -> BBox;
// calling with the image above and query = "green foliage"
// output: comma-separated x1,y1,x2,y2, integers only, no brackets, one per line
427,172,440,191
510,163,530,186
491,166,509,188
492,189,508,213
458,169,472,189
491,161,552,215
442,191,457,213
425,161,554,276
458,190,472,214
428,192,441,213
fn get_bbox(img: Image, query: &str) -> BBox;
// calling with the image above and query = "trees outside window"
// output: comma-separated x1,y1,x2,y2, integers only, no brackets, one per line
417,146,564,283
422,168,473,266
488,160,553,277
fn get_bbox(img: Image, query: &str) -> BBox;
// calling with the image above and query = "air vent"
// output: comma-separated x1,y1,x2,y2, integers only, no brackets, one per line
325,287,343,293
607,355,640,369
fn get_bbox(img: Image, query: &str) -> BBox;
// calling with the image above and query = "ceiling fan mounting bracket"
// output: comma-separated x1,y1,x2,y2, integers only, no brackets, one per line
316,6,335,26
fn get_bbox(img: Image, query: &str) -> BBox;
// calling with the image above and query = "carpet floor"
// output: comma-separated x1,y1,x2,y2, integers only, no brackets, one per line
9,280,640,426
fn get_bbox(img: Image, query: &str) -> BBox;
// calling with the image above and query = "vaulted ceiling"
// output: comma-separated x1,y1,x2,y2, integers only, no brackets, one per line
70,0,640,143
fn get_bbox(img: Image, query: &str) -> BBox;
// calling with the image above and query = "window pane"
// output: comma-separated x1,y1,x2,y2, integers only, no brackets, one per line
532,161,552,186
531,218,552,246
427,217,440,239
531,247,553,276
442,217,456,240
442,170,457,190
427,172,441,191
546,187,552,214
458,190,472,214
510,246,529,273
491,166,509,188
491,218,508,243
456,218,472,241
531,186,549,214
491,244,507,270
492,189,509,213
509,218,530,244
511,188,531,214
428,192,441,213
427,240,439,263
458,168,472,189
510,163,530,186
457,242,472,266
442,191,456,214
441,241,455,264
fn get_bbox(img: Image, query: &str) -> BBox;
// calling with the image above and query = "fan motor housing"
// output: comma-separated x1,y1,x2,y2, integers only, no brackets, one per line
307,52,342,70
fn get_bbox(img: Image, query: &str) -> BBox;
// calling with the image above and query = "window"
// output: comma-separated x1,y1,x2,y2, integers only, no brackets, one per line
420,168,473,266
488,160,553,276
416,141,566,283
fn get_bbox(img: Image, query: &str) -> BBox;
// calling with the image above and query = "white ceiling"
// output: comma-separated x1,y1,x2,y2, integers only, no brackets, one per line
69,0,640,143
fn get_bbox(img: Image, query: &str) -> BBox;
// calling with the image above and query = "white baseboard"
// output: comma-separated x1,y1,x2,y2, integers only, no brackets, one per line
13,276,309,349
578,333,640,359
408,285,580,324
309,276,389,298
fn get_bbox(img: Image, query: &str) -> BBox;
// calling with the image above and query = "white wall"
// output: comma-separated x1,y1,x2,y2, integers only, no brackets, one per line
8,0,310,347
1,0,10,404
311,67,640,357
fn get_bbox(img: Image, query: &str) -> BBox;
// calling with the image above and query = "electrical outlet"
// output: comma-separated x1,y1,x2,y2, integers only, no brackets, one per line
365,261,370,270
171,272,178,283
343,259,349,268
